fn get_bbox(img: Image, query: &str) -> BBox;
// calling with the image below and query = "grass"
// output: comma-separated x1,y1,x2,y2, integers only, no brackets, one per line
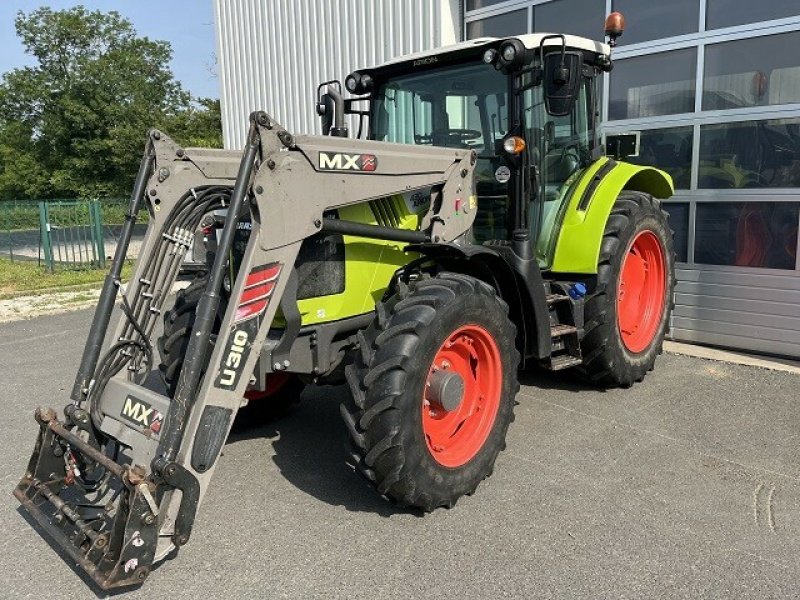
0,258,133,299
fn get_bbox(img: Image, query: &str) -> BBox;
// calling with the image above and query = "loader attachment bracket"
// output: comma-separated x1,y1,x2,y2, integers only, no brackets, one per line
13,408,160,590
152,458,200,547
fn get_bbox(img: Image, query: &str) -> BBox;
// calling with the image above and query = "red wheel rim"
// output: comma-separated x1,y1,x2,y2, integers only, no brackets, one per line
422,325,503,468
617,230,667,353
244,372,290,401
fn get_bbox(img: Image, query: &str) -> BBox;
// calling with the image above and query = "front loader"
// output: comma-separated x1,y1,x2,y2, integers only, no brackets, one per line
14,13,676,590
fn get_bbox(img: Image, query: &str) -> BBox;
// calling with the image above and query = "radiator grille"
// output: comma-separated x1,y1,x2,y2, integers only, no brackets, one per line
369,198,401,228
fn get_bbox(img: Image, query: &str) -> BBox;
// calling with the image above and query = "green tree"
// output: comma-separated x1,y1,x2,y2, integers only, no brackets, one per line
166,98,224,148
0,6,222,200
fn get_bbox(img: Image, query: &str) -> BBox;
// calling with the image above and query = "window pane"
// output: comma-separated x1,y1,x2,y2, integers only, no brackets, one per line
707,0,800,30
663,203,690,262
466,10,528,39
699,119,800,189
694,202,799,269
621,126,693,189
609,49,697,120
704,32,800,110
534,0,606,39
466,0,508,11
612,0,700,45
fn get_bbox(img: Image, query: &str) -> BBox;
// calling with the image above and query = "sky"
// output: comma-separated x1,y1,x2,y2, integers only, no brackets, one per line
0,0,219,99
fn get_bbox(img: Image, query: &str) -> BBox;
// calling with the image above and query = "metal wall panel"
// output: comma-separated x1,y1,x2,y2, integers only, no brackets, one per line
214,0,460,148
671,266,800,357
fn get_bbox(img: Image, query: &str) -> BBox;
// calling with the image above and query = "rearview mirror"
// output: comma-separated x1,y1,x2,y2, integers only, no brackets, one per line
543,51,582,117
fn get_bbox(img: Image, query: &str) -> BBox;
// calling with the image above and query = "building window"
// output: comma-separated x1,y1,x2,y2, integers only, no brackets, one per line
706,0,800,31
609,48,697,120
699,119,800,189
663,203,690,262
611,0,700,45
694,202,799,269
534,0,606,39
703,32,800,110
467,9,528,39
466,0,508,11
622,126,694,189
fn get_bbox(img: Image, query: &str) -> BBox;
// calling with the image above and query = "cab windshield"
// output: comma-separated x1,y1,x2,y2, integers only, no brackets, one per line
371,61,512,242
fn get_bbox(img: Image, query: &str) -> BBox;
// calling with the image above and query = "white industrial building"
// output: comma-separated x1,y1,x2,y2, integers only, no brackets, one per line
213,0,800,358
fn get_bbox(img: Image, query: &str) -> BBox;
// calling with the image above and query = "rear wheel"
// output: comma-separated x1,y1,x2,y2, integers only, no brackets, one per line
341,272,519,511
578,191,675,387
158,272,303,421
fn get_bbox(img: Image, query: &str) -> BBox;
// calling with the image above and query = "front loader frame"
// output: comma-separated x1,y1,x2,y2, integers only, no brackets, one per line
14,111,478,590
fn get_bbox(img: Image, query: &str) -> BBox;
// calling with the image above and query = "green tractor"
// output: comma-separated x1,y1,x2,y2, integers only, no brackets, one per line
15,14,674,589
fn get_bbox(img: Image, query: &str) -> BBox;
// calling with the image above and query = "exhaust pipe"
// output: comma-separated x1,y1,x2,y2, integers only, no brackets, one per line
326,85,348,138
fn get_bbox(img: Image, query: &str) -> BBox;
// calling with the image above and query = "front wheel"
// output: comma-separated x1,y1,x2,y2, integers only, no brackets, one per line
579,191,675,387
158,272,304,422
341,272,519,511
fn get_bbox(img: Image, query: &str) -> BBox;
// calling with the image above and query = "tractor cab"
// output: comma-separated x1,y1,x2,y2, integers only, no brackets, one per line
327,28,617,270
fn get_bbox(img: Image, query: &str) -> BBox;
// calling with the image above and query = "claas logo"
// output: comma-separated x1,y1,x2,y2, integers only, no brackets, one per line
318,152,378,172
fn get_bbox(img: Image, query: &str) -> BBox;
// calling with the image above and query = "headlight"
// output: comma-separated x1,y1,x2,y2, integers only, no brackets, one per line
501,44,516,62
483,48,498,64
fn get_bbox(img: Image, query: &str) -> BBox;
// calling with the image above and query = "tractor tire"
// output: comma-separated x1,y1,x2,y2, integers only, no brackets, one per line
341,272,519,511
158,272,303,421
578,191,675,387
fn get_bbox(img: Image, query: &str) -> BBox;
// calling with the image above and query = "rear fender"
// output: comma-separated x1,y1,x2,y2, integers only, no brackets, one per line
550,158,674,274
404,243,552,361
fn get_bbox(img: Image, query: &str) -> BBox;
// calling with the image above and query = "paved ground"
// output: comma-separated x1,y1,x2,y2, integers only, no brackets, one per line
1,309,799,599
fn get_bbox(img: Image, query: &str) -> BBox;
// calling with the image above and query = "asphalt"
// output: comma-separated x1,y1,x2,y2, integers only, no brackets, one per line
1,308,799,599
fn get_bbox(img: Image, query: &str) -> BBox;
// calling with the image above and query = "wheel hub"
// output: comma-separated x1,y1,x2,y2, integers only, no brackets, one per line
421,325,503,468
426,369,465,412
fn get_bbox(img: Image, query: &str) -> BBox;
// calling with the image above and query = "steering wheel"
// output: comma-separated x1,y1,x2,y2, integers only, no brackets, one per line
556,144,581,172
432,128,482,144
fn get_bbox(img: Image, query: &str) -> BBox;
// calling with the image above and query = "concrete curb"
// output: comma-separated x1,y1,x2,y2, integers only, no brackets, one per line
664,341,800,375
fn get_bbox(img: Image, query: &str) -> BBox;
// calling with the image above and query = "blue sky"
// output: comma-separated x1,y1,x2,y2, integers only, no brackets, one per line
0,1,219,99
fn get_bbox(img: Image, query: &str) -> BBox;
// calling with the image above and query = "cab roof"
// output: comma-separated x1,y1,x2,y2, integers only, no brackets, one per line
375,33,611,70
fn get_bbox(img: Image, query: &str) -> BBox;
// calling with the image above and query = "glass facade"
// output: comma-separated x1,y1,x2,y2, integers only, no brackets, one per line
609,49,697,120
611,0,700,46
706,0,799,30
627,126,694,190
464,0,800,356
466,9,527,39
694,202,799,269
703,32,800,110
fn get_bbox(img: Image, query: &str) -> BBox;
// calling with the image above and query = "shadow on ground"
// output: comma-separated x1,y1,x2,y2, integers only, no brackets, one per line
226,384,416,518
227,366,604,516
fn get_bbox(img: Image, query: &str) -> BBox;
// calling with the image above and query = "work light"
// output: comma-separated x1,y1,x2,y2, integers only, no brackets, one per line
497,39,526,68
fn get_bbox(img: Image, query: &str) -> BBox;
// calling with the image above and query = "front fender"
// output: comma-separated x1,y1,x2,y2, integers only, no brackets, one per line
549,158,674,274
405,243,552,361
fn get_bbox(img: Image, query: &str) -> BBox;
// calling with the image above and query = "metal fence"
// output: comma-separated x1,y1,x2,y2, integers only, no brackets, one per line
40,201,106,270
0,199,131,271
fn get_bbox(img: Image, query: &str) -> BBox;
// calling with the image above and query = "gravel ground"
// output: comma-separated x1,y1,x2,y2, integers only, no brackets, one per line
1,308,798,599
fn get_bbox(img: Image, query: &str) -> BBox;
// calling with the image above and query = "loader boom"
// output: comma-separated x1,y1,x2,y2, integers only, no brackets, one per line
14,111,477,590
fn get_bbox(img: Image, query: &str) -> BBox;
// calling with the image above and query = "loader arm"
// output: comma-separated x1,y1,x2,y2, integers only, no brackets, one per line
14,111,477,590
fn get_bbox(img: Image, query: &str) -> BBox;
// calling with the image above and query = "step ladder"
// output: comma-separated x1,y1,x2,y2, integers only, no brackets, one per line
544,285,584,371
